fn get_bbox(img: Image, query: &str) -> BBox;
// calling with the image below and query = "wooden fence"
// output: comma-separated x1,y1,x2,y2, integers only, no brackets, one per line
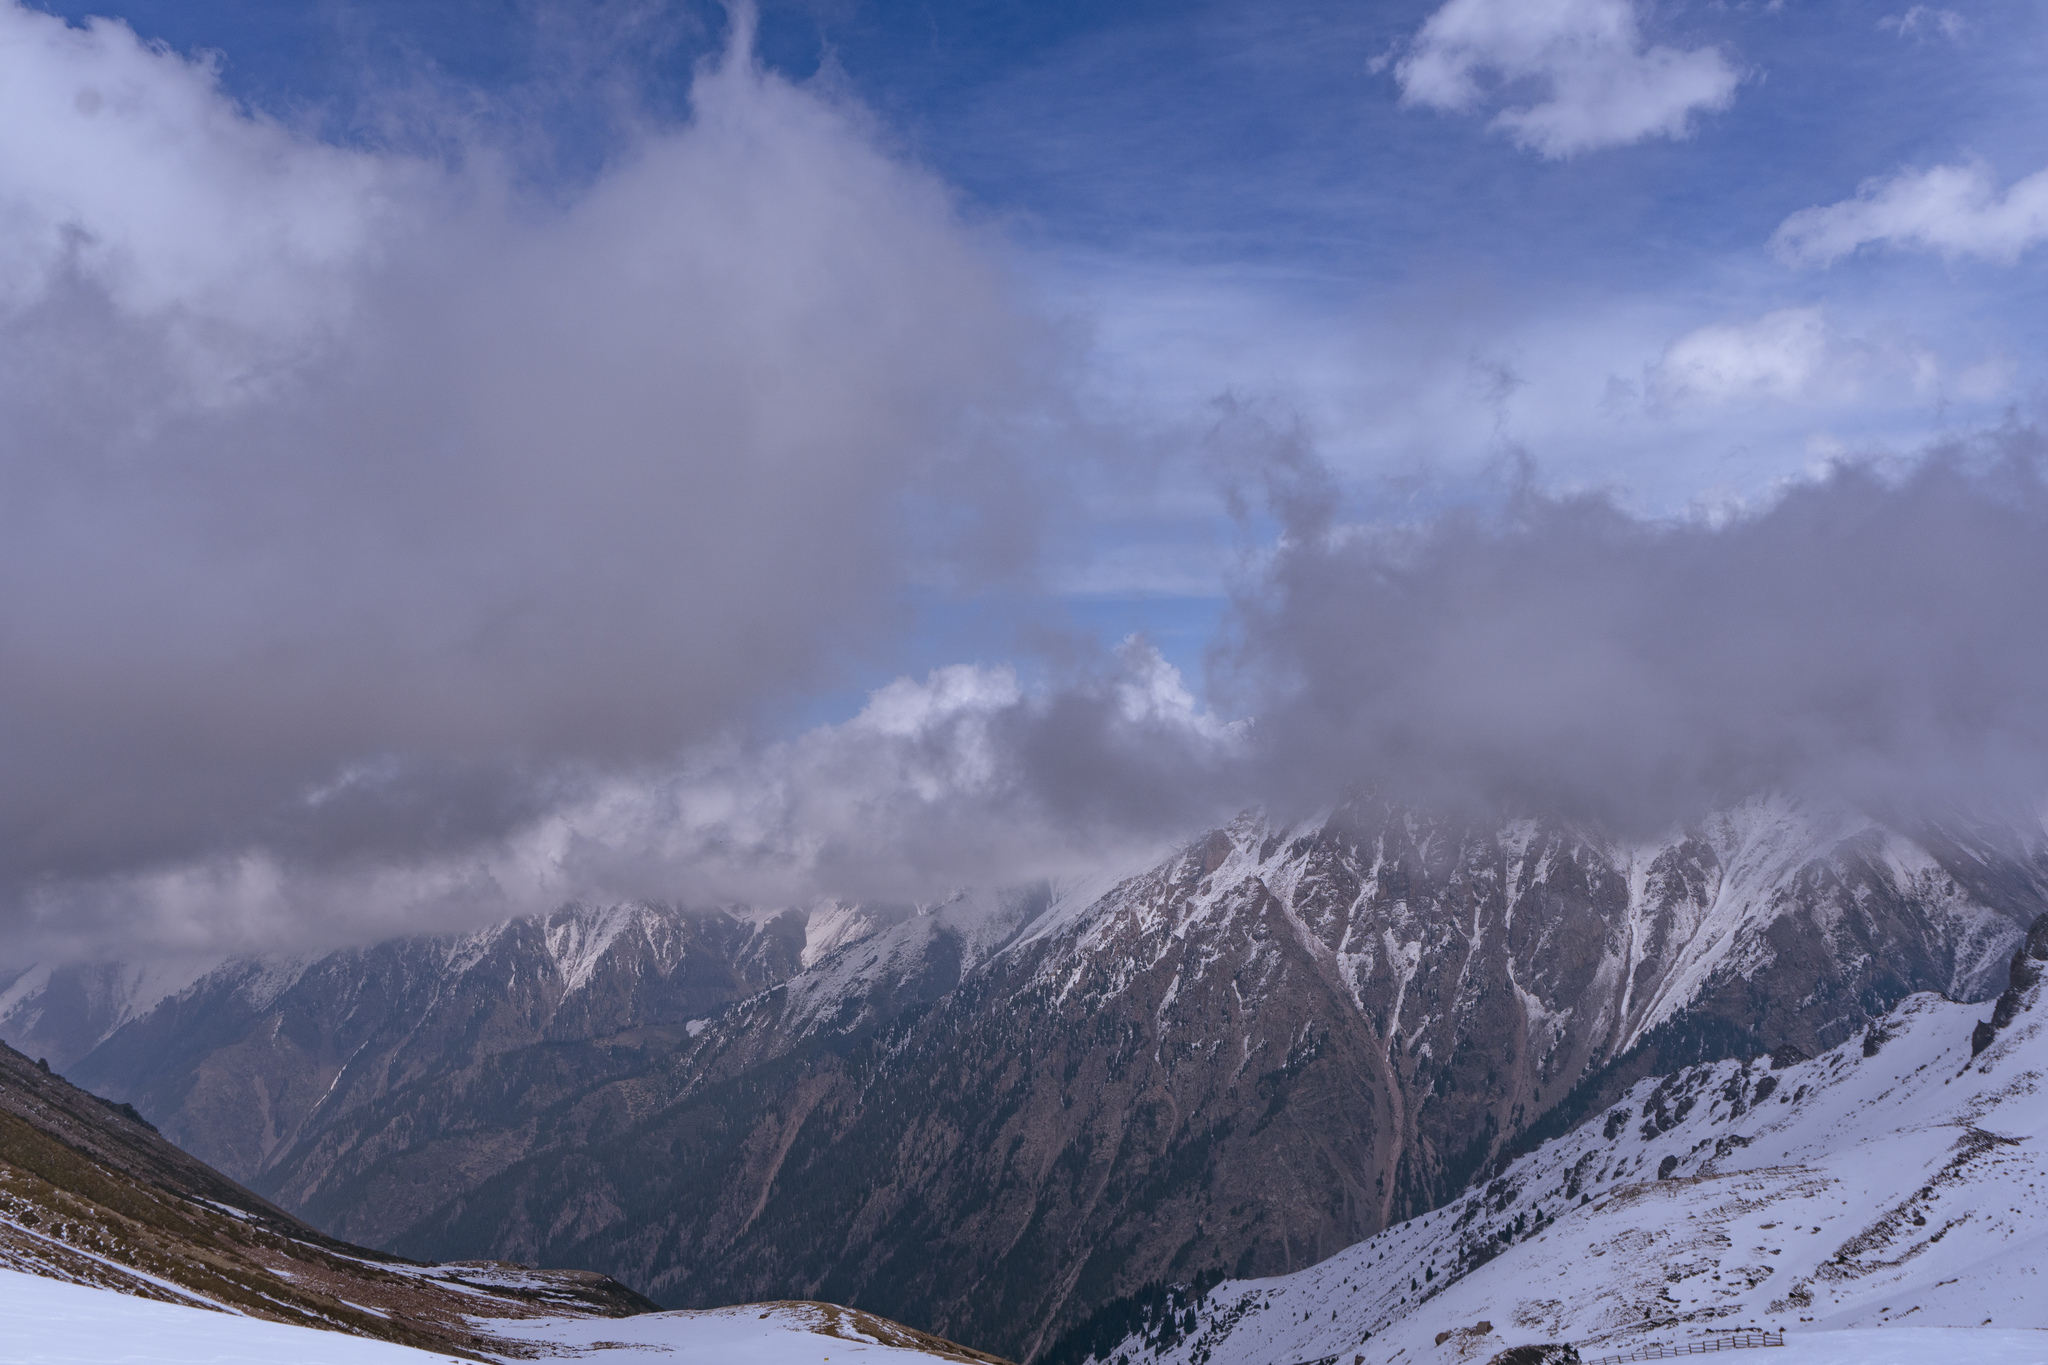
1583,1332,1785,1365
1278,1327,1784,1365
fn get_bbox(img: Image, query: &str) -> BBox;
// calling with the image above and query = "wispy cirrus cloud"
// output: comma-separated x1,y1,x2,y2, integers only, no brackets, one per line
1775,161,2048,266
1878,7,1970,44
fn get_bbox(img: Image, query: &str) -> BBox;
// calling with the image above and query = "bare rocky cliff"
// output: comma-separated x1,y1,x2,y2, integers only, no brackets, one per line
61,902,814,1186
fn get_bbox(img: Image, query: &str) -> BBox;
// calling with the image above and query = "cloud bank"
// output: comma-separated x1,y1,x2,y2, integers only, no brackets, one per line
7,5,2048,963
16,418,2048,962
0,3,1049,913
10,645,1241,961
1395,0,1739,158
1229,434,2048,832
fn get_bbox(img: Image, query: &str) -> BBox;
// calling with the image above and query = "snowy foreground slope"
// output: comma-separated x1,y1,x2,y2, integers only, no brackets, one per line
1092,924,2048,1365
0,1270,1005,1364
0,1030,1011,1364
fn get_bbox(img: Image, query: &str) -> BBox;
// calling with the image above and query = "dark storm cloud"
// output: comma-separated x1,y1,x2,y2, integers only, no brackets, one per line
565,426,2048,904
1226,430,2048,831
0,6,1045,930
18,417,2048,960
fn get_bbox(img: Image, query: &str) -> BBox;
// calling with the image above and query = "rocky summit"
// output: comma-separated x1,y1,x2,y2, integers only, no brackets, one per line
7,794,2044,1362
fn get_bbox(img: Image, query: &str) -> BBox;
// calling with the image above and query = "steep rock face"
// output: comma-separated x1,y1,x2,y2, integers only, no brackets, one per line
1602,802,2027,1053
65,903,813,1190
0,959,217,1072
260,885,1058,1248
377,797,2039,1361
45,795,2048,1363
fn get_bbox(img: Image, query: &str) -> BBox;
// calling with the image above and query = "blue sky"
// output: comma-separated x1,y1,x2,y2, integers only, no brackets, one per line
8,0,2048,952
853,0,2047,695
45,3,2048,532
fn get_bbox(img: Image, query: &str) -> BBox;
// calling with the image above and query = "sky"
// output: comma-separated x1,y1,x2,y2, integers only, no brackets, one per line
5,0,2048,960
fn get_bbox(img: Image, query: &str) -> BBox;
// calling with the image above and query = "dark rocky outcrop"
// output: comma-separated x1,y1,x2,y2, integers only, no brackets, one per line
1973,912,2048,1052
1489,1346,1579,1365
1993,913,2048,1024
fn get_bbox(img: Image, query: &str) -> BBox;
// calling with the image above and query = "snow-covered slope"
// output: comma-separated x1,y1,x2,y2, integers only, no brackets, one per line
0,1271,1012,1365
1030,793,2034,1069
1086,920,2048,1365
497,1299,1015,1363
13,794,2042,1362
773,885,1058,1036
0,1268,471,1364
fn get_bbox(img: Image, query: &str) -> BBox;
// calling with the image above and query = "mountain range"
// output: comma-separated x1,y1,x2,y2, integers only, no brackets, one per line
4,793,2044,1361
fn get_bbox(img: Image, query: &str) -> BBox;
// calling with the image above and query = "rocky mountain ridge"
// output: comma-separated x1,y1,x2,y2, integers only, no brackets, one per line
8,793,2044,1361
0,957,220,1073
44,898,849,1183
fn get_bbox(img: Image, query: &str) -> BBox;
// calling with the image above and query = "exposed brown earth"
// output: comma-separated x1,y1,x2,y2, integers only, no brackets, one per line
0,1035,656,1360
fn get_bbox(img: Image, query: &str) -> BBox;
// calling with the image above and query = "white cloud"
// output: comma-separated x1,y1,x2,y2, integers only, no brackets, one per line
1774,161,2048,266
1878,7,1970,43
458,645,1234,910
0,1,1066,925
0,7,422,398
1394,0,1739,158
1651,307,1831,405
1644,306,1937,411
13,651,1240,961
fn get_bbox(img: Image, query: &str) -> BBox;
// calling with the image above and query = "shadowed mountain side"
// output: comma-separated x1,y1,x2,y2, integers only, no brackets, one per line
267,892,1042,1247
0,960,222,1073
0,1037,656,1361
394,876,1403,1360
66,903,816,1184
